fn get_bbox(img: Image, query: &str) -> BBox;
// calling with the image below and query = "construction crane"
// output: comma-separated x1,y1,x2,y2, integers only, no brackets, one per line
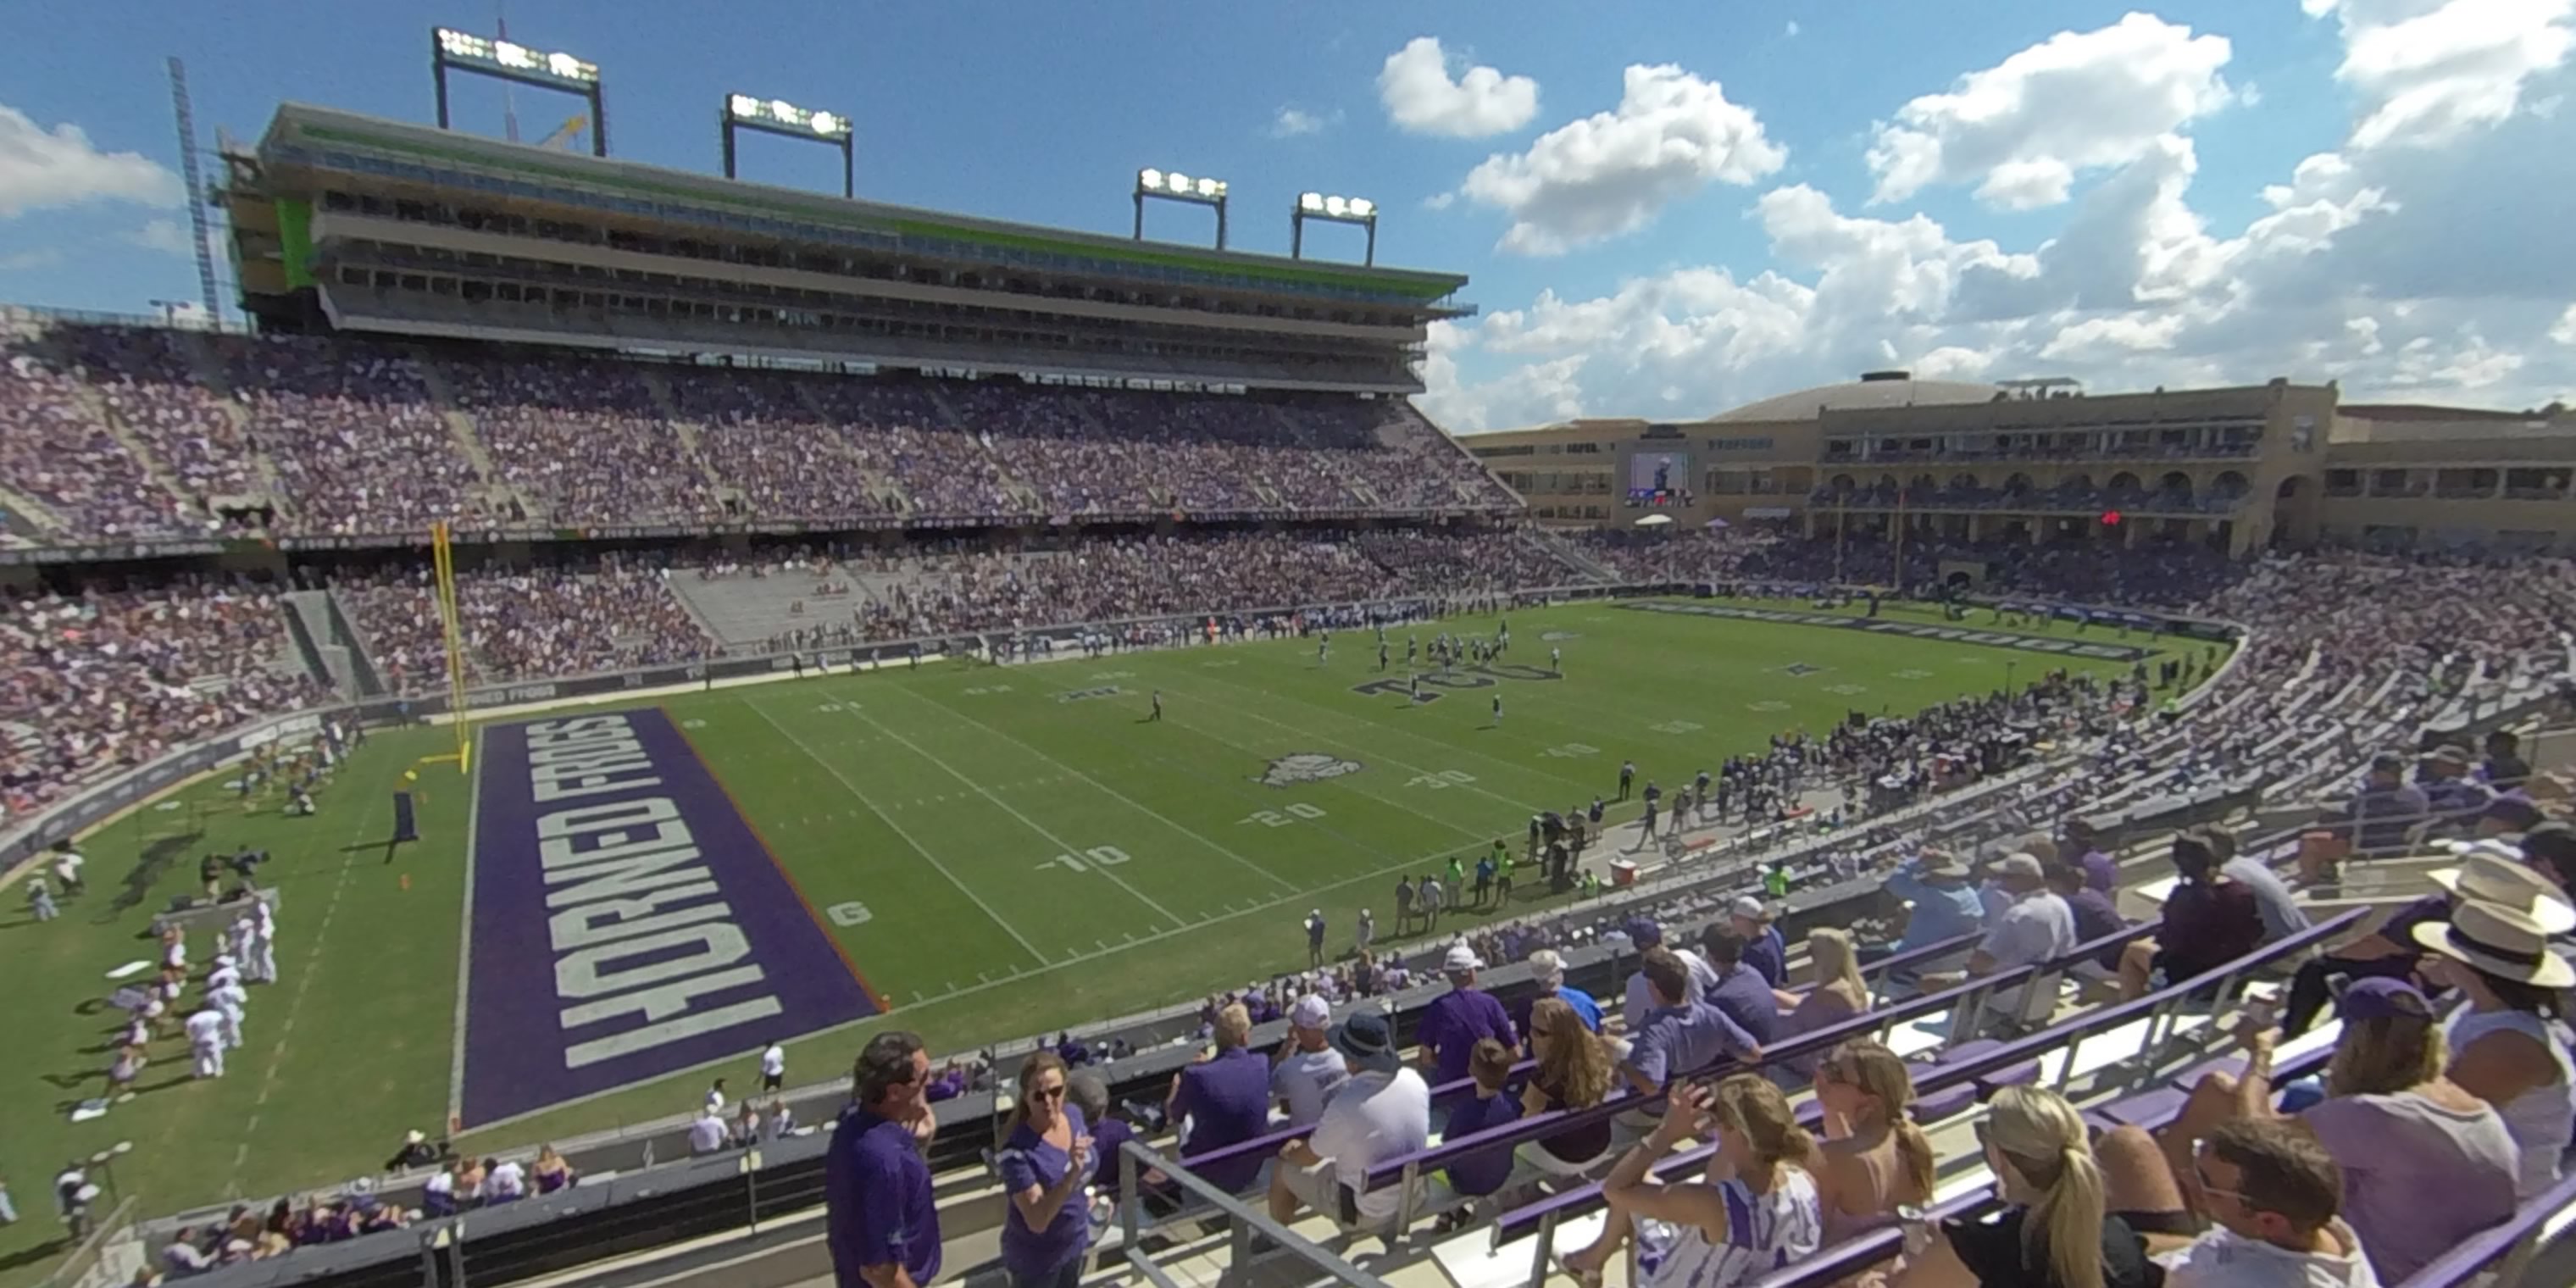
536,114,586,151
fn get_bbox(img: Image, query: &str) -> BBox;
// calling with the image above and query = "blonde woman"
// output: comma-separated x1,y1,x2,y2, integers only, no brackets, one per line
1810,1040,1935,1244
1885,1086,2157,1288
1563,1074,1823,1288
1517,997,1619,1177
1774,928,1871,1081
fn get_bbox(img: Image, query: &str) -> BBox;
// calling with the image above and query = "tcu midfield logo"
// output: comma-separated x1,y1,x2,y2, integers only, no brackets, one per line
1351,663,1562,705
1257,753,1365,788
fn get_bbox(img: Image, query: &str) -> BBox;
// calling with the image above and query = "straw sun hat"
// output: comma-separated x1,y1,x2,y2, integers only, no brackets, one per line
2413,900,2576,989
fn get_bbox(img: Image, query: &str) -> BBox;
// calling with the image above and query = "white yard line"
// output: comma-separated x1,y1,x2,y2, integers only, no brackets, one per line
445,724,486,1130
827,699,1185,927
743,695,1053,965
225,773,383,1195
880,685,1296,893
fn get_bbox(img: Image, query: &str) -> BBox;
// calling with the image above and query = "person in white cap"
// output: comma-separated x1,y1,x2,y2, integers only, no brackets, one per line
1304,908,1327,969
1354,907,1374,958
1965,852,2074,976
1272,995,1350,1128
185,1006,227,1079
2417,898,2576,1199
1417,942,1516,1085
1730,897,1788,988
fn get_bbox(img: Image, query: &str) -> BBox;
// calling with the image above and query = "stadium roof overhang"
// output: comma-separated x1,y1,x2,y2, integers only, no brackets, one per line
253,104,1473,318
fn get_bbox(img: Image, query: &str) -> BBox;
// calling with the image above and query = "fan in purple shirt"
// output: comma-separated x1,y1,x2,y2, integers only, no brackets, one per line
1418,943,1518,1085
1167,1003,1274,1193
1066,1072,1135,1199
1699,926,1780,1045
826,1031,941,1288
1436,1041,1524,1219
2063,819,2120,893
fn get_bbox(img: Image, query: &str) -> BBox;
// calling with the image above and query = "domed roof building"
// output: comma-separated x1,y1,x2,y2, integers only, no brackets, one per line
1710,369,2002,422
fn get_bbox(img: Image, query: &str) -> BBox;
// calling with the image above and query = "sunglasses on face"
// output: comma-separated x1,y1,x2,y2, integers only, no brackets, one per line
1028,1084,1068,1102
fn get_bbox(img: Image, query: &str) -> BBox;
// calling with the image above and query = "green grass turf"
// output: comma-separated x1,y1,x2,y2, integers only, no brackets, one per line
0,597,2204,1282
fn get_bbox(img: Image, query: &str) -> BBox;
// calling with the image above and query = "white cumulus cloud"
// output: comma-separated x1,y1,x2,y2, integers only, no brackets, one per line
1269,107,1329,138
1426,3,2576,432
0,104,183,218
1378,37,1541,138
2318,0,2574,148
1865,13,2235,208
1462,64,1784,255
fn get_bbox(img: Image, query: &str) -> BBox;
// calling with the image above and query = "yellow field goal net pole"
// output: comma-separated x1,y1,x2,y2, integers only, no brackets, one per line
429,519,473,774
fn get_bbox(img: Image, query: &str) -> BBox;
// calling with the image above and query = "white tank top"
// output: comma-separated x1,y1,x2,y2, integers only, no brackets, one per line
2446,1006,2576,1199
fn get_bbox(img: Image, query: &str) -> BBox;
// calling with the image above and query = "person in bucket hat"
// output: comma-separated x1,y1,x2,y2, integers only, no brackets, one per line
2415,899,2576,1198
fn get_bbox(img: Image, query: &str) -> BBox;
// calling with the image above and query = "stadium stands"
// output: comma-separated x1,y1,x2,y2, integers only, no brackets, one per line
0,317,1518,543
12,319,2576,1287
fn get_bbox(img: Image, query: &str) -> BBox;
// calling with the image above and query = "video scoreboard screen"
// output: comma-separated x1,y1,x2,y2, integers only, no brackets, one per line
1625,450,1690,507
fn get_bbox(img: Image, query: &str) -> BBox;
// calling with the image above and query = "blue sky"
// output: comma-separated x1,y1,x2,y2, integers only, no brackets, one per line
2,0,2570,429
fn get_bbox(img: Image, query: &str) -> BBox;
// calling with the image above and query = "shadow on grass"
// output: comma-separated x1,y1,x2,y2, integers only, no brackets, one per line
104,829,201,920
0,1237,72,1274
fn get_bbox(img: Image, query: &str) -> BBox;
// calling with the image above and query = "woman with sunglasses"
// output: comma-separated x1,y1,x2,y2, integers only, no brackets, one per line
1514,996,1618,1180
1810,1041,1935,1246
999,1051,1096,1288
1880,1086,2158,1288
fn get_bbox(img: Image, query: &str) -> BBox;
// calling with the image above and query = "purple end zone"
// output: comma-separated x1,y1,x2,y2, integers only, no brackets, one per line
459,707,879,1126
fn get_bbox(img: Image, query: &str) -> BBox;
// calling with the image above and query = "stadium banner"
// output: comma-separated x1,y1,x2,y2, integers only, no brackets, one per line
458,708,878,1126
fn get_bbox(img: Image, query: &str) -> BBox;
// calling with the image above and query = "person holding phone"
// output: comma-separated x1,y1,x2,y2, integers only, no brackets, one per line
999,1051,1096,1288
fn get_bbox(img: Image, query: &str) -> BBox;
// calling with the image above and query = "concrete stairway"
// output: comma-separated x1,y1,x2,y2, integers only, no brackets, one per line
283,588,360,697
664,572,863,651
787,380,912,514
633,366,735,502
922,382,1045,512
164,328,291,502
0,482,69,542
406,348,541,521
1535,528,1618,581
42,336,197,514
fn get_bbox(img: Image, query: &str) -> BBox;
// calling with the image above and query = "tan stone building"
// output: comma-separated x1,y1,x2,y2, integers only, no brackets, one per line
1464,370,2575,556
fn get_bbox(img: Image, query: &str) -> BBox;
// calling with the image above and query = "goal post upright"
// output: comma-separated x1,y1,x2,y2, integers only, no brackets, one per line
431,520,473,773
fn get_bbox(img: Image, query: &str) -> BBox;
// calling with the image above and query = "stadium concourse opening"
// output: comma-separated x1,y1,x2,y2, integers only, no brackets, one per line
3,29,2575,1288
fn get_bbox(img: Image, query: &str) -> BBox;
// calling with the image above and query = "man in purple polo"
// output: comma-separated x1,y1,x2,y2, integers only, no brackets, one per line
1167,1003,1271,1193
1416,942,1517,1085
826,1030,940,1288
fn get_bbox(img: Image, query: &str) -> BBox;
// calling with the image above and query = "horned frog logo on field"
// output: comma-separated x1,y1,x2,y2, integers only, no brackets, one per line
1257,753,1363,788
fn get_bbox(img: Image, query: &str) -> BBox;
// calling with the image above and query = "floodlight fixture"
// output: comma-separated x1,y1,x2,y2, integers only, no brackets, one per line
1133,165,1230,250
1290,189,1380,264
721,92,856,197
430,25,607,156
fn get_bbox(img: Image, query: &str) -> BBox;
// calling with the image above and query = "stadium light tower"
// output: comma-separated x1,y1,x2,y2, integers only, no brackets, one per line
723,94,856,198
1291,191,1380,265
1133,168,1229,250
430,26,607,157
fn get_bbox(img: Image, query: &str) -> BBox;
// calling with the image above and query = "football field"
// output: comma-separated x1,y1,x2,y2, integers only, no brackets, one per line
0,597,2191,1278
